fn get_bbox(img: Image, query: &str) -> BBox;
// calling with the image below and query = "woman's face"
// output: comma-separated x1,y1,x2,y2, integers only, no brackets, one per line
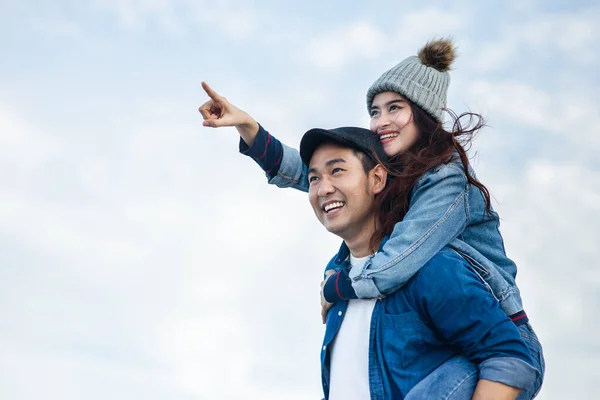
369,91,420,157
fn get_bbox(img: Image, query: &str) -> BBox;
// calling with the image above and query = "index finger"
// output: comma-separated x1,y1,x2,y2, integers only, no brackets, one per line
201,81,221,101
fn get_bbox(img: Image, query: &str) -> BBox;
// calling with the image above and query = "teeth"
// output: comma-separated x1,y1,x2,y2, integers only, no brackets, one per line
324,202,344,212
380,133,399,140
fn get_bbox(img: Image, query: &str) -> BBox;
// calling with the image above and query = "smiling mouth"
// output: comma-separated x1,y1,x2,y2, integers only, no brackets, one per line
323,201,345,214
379,132,399,141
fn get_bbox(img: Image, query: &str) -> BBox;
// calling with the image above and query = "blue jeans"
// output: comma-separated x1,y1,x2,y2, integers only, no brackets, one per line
404,355,478,399
405,324,545,399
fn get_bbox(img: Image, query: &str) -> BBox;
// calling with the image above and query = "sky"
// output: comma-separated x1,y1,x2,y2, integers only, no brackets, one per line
0,0,599,399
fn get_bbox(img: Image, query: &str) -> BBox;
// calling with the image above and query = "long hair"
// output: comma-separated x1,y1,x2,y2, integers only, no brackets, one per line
370,101,492,250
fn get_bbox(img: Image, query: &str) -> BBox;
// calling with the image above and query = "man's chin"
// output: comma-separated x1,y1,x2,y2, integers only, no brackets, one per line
324,223,347,238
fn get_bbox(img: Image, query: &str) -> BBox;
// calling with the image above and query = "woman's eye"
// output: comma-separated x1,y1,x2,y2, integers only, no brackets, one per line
370,109,379,117
389,105,401,112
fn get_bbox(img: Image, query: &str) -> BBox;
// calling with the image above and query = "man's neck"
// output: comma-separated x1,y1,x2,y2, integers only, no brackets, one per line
343,218,380,258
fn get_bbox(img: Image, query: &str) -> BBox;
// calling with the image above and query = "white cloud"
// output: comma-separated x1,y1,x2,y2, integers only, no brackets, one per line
465,80,600,151
398,8,464,41
520,11,599,62
27,16,83,39
86,0,260,38
467,81,556,129
305,8,465,73
471,41,518,73
0,88,330,399
0,103,60,170
470,7,600,72
487,160,600,399
305,22,386,71
90,0,180,31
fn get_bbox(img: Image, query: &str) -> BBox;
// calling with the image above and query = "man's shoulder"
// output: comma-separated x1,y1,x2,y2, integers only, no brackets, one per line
408,248,474,292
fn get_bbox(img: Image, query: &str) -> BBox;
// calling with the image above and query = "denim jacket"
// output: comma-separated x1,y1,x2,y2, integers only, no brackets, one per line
320,243,537,399
240,125,524,317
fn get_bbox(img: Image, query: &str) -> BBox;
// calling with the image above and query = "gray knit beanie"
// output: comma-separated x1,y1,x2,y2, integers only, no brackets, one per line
366,39,456,123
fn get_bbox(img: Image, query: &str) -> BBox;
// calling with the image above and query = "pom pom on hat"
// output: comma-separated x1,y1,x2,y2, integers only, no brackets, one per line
418,39,456,72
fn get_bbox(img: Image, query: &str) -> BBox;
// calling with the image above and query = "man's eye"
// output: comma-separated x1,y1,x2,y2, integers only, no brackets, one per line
309,176,319,183
331,168,343,174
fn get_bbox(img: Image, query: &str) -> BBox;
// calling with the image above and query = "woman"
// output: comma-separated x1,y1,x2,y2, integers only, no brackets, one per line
199,38,544,398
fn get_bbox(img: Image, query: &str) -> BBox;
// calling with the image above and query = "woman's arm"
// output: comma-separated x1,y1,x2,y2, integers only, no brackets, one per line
199,82,309,192
350,163,470,298
323,163,471,303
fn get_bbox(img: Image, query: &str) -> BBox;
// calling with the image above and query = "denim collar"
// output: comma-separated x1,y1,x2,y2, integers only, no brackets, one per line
334,235,390,264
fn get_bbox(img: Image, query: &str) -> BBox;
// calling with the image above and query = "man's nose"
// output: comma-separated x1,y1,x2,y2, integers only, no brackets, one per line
317,177,335,197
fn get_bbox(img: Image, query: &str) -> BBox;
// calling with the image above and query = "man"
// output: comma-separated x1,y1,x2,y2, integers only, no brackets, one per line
299,126,537,399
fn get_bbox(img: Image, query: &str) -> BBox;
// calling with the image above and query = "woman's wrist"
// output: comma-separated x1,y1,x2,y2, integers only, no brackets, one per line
236,117,260,147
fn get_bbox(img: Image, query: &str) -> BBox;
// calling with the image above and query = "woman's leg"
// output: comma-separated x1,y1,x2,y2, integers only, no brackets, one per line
404,324,544,399
404,355,478,400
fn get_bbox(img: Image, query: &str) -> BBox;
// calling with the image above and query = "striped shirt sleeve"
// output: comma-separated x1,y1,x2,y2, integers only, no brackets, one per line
239,123,284,178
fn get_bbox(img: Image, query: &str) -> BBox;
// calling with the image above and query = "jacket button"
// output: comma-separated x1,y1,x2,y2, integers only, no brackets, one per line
322,345,327,351
338,311,343,316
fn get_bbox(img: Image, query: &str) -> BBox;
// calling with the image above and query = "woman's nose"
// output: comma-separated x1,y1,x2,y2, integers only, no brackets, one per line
373,113,390,131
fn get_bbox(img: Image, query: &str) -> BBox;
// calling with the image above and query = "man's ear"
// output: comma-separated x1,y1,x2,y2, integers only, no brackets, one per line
370,164,388,195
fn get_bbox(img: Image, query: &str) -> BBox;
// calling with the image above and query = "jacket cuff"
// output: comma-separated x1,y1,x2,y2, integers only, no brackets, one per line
265,142,308,190
348,259,384,299
323,269,358,303
479,357,538,390
239,123,268,157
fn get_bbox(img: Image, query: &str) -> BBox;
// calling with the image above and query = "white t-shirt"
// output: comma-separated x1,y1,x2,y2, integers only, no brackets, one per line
328,253,377,400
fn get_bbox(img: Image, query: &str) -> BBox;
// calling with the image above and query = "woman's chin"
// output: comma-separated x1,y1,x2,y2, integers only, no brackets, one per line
383,141,405,157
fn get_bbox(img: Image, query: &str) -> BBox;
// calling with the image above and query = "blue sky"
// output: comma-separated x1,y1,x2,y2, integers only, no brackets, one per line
1,1,599,399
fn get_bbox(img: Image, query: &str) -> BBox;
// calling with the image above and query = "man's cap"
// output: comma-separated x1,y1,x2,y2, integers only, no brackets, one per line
299,126,388,166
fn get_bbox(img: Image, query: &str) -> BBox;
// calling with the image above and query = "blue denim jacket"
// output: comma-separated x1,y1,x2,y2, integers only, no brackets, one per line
256,137,524,317
321,243,537,399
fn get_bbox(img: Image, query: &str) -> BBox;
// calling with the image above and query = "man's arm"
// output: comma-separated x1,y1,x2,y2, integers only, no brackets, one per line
410,249,538,396
472,379,521,400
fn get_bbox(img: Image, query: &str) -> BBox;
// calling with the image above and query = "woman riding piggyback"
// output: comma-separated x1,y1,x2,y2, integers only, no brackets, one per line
199,38,545,398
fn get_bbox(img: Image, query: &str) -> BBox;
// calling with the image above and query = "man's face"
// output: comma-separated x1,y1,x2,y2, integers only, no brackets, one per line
307,143,378,240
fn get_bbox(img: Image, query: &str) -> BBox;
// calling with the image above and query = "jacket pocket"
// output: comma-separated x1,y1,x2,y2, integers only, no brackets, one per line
381,311,428,369
455,250,491,279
